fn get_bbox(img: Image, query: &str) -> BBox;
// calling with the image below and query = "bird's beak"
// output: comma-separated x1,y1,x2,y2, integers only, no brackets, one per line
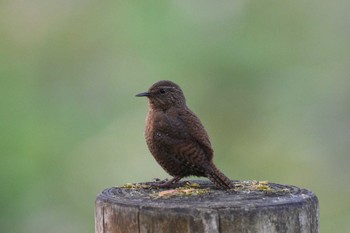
135,91,150,97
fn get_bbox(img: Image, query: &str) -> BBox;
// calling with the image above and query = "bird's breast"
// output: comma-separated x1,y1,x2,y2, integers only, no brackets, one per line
145,109,183,147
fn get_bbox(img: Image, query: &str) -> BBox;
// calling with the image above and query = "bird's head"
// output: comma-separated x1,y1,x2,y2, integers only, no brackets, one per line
136,80,186,110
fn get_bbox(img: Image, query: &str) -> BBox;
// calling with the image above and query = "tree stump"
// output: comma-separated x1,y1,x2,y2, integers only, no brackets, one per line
95,180,319,233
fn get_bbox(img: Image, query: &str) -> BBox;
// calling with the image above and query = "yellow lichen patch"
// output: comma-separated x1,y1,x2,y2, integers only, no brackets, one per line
186,182,201,188
119,183,152,189
259,180,269,185
152,187,210,199
253,181,273,192
233,180,272,192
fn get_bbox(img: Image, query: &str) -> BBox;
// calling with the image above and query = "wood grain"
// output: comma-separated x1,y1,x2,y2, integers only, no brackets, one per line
95,180,319,233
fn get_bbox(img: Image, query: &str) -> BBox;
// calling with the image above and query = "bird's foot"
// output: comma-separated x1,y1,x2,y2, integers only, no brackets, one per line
148,176,184,189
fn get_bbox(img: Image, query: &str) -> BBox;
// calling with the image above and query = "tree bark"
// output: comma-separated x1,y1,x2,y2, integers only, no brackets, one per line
95,180,319,233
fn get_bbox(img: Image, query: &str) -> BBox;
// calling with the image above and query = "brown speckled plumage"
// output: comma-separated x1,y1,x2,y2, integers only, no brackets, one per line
136,80,233,189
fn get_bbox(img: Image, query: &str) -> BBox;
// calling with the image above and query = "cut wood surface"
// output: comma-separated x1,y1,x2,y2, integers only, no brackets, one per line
95,180,319,233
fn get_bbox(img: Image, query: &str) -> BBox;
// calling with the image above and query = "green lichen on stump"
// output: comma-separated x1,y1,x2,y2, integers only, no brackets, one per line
97,180,319,233
117,180,291,199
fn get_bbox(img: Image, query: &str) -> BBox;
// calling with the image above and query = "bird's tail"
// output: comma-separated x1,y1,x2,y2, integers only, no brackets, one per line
205,164,233,189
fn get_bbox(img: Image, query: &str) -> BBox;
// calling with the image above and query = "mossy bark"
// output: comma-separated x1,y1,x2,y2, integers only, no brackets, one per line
95,180,319,233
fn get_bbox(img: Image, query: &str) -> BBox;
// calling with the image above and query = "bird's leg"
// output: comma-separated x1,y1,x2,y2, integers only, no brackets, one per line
149,176,184,188
162,176,182,185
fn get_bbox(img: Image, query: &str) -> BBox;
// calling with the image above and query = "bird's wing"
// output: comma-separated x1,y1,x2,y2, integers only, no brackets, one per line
182,108,214,159
161,107,214,162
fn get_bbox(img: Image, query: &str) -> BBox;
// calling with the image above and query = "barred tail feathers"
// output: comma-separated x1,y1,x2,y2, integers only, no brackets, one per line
206,164,233,189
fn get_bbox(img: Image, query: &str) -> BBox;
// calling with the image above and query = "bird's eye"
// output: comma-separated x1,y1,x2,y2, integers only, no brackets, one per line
159,88,166,94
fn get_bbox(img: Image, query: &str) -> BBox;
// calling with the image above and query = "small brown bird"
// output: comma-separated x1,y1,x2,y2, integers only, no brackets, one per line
136,80,233,189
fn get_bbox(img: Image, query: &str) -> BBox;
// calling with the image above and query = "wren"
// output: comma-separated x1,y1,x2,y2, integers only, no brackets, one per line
136,80,233,189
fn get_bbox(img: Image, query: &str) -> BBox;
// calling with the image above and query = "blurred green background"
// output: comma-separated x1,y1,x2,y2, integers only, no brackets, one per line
1,1,349,232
